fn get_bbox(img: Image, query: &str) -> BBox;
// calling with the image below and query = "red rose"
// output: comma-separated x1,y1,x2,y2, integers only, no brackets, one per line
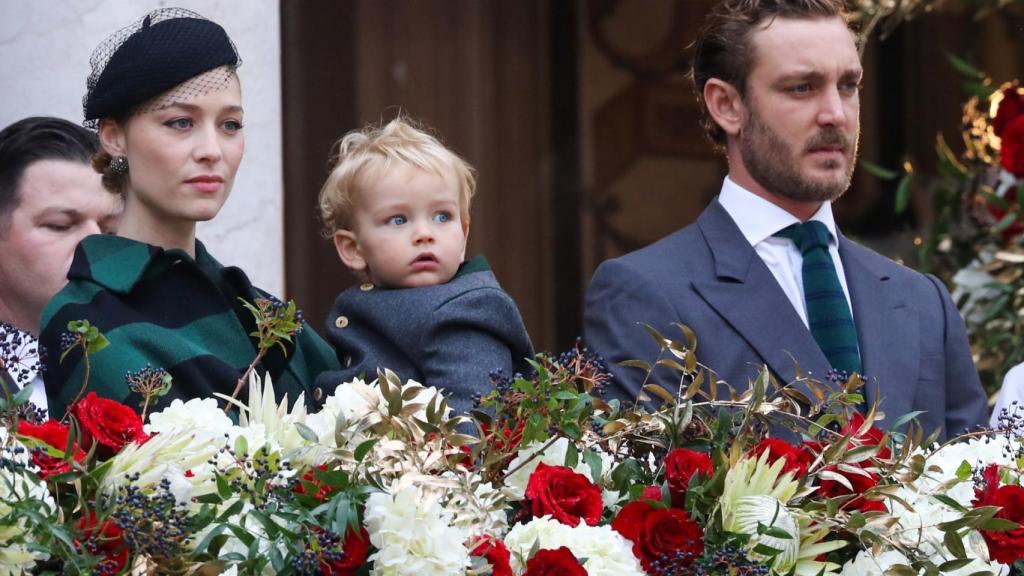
75,512,128,576
320,527,370,576
748,438,815,478
841,413,892,460
664,448,713,508
612,501,704,571
296,465,338,502
1001,116,1024,177
995,87,1024,137
17,419,86,479
817,464,886,512
524,462,603,527
973,464,1024,564
72,392,149,458
523,546,587,576
471,536,513,576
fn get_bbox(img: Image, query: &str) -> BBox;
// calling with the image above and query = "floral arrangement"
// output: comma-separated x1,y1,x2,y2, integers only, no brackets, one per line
876,66,1024,395
3,324,1024,576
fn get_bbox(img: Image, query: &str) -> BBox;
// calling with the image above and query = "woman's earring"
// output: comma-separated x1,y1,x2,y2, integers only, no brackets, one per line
110,155,129,175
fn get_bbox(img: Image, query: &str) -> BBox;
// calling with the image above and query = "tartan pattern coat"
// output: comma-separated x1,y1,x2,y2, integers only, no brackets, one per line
40,235,339,417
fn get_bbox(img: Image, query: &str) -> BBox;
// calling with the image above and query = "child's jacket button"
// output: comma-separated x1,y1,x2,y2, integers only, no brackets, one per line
360,283,374,291
335,315,349,329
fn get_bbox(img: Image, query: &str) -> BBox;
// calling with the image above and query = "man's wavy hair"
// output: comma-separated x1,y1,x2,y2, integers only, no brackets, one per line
691,0,858,148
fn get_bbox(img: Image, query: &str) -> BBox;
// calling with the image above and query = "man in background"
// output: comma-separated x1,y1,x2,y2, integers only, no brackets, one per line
584,0,988,439
0,116,121,413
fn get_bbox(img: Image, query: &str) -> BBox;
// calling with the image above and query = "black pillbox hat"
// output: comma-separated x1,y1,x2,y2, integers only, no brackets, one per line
83,15,239,124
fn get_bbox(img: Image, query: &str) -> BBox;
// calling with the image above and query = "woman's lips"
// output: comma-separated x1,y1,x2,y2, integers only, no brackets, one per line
186,175,224,194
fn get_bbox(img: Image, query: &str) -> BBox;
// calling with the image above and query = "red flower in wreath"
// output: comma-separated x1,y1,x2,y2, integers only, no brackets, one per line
748,438,815,478
973,464,1024,564
72,392,149,458
75,512,128,576
1000,115,1024,177
319,526,370,576
471,536,513,576
612,500,704,571
16,419,86,479
995,87,1024,138
664,448,713,507
523,547,587,575
524,462,603,526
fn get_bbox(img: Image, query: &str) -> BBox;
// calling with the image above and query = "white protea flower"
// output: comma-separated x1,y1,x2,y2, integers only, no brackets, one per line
840,549,917,576
100,429,222,504
503,515,644,576
223,372,309,458
720,451,804,572
364,485,471,576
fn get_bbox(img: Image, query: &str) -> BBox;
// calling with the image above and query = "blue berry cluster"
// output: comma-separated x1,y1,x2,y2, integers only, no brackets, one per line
665,543,770,576
290,528,346,575
109,474,191,560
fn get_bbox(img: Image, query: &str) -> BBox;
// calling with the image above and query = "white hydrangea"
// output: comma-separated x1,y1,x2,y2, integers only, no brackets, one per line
145,397,234,441
504,438,602,500
503,516,644,576
364,486,471,576
0,441,56,575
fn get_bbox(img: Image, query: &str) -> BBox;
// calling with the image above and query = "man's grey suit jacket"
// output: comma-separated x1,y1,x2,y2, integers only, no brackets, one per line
584,200,988,440
315,257,534,415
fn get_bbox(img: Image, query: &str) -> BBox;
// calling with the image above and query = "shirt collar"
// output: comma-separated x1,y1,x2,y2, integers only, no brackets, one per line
717,176,839,246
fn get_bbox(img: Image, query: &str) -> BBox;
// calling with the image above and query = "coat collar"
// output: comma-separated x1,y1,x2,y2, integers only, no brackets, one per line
692,201,918,421
68,235,221,294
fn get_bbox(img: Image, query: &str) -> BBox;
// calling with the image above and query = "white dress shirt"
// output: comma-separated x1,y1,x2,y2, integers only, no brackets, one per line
717,176,853,328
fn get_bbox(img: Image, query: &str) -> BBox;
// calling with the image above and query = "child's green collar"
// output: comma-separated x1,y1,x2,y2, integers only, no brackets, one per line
453,255,490,279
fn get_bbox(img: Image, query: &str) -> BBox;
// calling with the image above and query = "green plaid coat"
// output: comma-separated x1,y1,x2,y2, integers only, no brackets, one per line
40,235,339,417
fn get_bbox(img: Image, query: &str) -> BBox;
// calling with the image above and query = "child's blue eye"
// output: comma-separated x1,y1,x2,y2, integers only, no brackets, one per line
387,215,407,226
434,212,451,223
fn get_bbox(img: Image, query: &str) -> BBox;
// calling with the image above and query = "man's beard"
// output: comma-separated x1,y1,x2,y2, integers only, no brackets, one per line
739,105,859,204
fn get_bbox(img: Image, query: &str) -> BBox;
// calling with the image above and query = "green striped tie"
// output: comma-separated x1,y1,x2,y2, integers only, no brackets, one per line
775,221,862,376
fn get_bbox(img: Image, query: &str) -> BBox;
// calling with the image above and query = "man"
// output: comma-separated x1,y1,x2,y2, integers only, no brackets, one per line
0,117,121,413
584,0,987,439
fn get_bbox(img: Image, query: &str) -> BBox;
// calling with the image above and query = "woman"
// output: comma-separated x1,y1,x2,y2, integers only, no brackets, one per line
40,8,338,418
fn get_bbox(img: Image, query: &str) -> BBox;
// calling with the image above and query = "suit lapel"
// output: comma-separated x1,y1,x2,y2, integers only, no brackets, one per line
839,237,918,422
691,202,832,389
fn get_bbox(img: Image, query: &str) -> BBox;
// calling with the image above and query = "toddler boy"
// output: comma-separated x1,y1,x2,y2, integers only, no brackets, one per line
314,117,534,414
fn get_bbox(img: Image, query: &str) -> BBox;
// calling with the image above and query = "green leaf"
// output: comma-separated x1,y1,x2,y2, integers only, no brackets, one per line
861,159,900,180
354,438,379,463
994,212,1019,234
943,528,968,559
294,422,320,443
895,171,914,214
564,441,579,469
945,52,985,80
216,474,232,500
980,517,1022,532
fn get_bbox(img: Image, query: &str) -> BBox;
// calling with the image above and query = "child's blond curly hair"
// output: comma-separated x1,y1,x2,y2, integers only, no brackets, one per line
318,116,477,237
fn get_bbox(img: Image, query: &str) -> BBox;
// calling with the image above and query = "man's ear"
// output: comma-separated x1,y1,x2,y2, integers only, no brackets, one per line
333,230,366,271
704,78,746,137
98,118,128,156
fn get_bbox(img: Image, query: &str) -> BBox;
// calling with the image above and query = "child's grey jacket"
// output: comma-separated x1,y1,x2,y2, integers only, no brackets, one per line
314,256,534,414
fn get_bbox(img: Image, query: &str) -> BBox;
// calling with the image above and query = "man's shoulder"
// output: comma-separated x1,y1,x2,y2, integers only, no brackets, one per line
593,221,709,282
